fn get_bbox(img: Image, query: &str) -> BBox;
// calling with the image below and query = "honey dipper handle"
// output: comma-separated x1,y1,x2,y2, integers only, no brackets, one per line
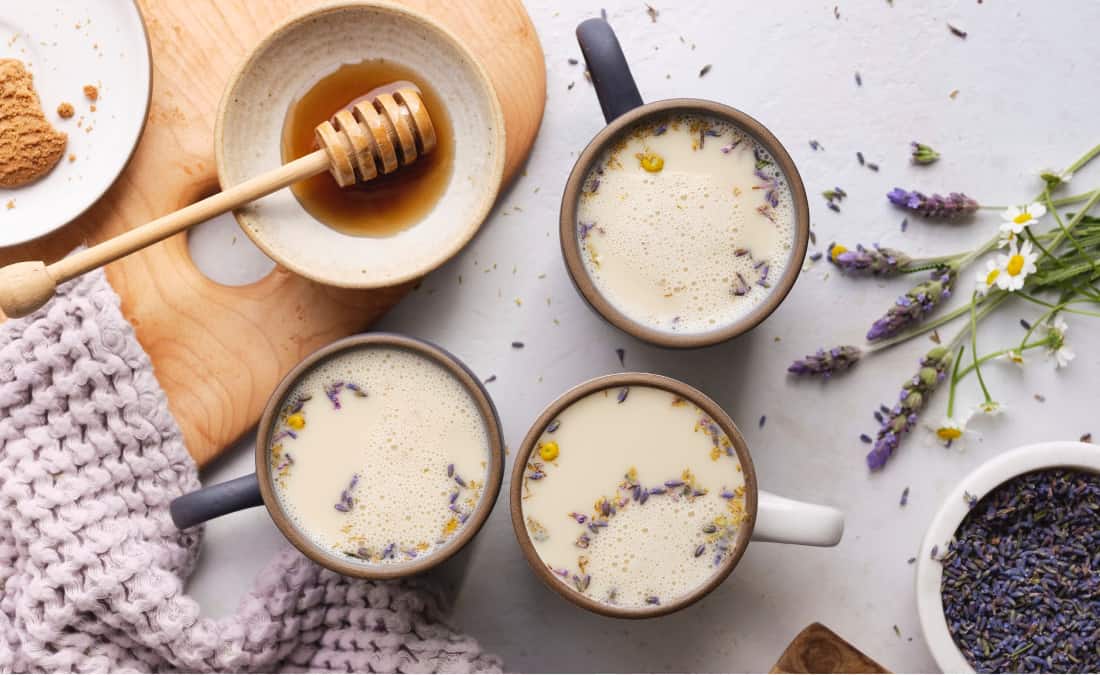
0,150,329,319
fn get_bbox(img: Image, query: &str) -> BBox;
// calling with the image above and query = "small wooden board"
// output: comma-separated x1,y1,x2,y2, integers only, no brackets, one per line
0,0,545,467
771,623,890,674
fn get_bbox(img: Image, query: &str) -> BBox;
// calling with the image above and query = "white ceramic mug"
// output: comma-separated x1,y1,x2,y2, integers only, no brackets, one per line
510,372,844,618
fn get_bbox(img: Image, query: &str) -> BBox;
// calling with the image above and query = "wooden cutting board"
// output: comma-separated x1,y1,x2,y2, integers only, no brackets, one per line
0,0,545,467
771,623,889,674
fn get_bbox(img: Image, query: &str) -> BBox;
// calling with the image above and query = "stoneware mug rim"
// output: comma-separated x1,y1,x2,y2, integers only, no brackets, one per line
170,332,505,581
509,372,760,618
256,332,506,579
915,441,1100,673
560,18,809,349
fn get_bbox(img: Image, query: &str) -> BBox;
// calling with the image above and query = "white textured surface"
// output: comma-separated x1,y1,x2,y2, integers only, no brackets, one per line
187,1,1100,671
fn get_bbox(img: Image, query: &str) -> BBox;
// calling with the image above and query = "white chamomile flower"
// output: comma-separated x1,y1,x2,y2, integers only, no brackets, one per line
930,416,968,448
1039,168,1073,189
1001,202,1047,232
975,259,1001,296
994,240,1038,291
1001,349,1026,366
1045,316,1075,368
973,400,1005,417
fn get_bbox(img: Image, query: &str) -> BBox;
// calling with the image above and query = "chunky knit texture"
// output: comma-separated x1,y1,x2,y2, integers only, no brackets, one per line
0,271,501,673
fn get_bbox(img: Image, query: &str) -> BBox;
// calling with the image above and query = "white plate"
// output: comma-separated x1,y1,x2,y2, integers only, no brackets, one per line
0,1,150,247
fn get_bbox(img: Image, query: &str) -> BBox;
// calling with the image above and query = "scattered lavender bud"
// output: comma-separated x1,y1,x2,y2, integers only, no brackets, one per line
699,64,712,77
615,348,625,367
1020,319,1031,330
887,188,979,219
511,341,525,349
617,387,629,403
910,142,940,165
787,345,862,378
547,419,561,433
484,374,497,383
568,57,579,65
854,71,862,86
859,433,872,444
867,162,879,172
947,23,967,38
856,151,865,166
900,486,909,506
758,415,766,429
809,139,822,151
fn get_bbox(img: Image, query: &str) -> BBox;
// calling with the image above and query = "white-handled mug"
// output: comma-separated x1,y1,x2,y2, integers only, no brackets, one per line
509,372,844,618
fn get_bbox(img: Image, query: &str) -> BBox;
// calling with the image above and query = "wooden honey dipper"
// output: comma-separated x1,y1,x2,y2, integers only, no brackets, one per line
0,85,436,318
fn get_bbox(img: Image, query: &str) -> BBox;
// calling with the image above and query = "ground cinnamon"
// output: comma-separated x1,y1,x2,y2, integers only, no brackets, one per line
0,59,67,188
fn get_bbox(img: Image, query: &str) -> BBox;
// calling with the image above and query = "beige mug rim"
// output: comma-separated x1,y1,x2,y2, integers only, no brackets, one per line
255,332,505,579
213,0,507,289
509,372,759,618
559,98,810,348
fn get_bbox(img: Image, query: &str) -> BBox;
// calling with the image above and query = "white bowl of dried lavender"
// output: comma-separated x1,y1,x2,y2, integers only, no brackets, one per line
916,441,1100,673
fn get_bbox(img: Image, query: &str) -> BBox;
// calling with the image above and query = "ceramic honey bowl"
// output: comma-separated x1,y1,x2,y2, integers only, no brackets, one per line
215,0,506,289
560,19,810,348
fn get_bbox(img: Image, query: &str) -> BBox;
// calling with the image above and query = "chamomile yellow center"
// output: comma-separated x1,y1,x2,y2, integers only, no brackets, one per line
538,441,560,462
937,426,963,441
637,151,664,172
985,268,1000,285
1013,212,1032,225
1006,254,1025,276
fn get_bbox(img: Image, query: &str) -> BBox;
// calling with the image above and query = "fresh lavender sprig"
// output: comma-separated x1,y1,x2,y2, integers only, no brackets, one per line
787,345,862,378
887,188,978,218
910,142,940,165
866,267,957,341
828,243,912,276
867,346,952,470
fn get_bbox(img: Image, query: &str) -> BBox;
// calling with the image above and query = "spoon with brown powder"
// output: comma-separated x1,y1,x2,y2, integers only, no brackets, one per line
0,83,436,318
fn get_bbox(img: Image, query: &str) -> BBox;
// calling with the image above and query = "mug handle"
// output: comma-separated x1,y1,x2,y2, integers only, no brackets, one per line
752,490,845,546
169,473,263,530
576,18,644,123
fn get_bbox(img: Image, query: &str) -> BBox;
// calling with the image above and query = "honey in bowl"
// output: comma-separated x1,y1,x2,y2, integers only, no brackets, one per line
281,60,455,237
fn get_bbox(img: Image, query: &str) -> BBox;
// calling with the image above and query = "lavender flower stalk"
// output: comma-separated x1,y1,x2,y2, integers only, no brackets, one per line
910,142,940,165
867,346,952,470
887,188,978,218
828,243,912,276
866,267,957,341
787,345,862,378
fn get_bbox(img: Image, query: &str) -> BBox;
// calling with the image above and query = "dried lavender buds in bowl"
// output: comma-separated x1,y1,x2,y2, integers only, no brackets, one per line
916,442,1100,674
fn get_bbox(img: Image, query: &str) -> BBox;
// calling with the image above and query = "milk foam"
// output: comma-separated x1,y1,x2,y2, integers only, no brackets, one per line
269,346,489,566
520,385,748,609
576,113,795,334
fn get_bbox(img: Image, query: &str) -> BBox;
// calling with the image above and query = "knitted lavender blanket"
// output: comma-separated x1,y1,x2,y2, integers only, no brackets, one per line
0,271,501,673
